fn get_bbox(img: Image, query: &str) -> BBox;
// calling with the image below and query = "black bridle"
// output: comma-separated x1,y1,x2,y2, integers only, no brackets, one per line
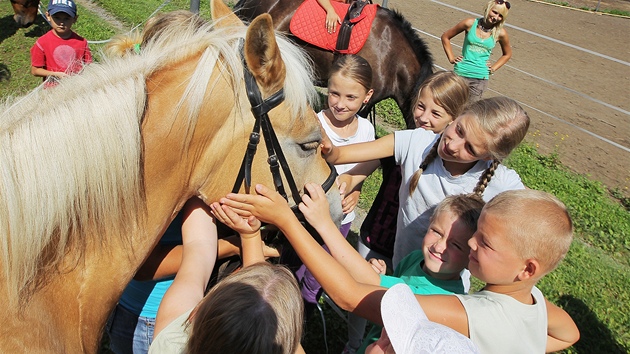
232,44,337,217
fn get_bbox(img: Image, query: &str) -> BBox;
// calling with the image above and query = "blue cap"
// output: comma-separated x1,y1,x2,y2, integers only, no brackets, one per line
48,0,77,17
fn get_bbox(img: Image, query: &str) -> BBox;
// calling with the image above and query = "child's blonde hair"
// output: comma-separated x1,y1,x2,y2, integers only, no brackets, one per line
329,54,373,93
409,96,530,196
429,193,485,233
413,71,469,122
103,10,207,57
483,0,510,41
187,262,304,354
484,189,573,275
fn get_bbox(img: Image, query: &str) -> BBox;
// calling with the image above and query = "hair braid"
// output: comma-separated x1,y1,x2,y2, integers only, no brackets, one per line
409,138,441,195
473,159,499,196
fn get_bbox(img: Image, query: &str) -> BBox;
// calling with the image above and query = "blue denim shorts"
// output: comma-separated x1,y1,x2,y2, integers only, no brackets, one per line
106,304,155,354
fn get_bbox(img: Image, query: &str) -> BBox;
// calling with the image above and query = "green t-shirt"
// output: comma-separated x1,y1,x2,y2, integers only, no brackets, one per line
454,18,496,80
357,250,465,353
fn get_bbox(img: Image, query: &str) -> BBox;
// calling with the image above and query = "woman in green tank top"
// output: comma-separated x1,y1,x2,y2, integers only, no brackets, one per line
440,0,512,102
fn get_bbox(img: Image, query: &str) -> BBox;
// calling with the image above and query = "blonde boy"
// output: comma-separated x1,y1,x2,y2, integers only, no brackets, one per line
220,185,580,353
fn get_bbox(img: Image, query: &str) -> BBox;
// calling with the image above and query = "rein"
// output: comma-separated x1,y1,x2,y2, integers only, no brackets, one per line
232,42,337,216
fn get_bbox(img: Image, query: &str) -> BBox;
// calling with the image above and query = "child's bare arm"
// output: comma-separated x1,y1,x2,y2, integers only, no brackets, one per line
220,183,471,338
31,66,66,79
154,198,218,336
337,160,381,196
300,183,381,285
316,0,340,33
322,133,394,165
220,183,387,323
545,299,580,352
414,294,470,336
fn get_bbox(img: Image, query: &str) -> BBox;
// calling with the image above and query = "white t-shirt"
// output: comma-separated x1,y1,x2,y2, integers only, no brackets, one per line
318,111,375,225
455,287,548,354
148,308,193,354
393,128,524,266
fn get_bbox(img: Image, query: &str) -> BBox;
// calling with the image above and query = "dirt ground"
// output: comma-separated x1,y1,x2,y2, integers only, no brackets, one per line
384,0,630,196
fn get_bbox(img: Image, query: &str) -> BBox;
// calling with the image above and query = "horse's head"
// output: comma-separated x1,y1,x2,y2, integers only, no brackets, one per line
10,0,39,28
198,0,343,223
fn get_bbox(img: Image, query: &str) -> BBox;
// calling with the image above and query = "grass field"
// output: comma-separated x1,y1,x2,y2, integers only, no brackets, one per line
1,2,628,353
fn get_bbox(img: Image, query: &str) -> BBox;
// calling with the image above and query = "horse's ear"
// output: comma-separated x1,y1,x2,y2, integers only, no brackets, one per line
211,0,243,27
244,14,286,95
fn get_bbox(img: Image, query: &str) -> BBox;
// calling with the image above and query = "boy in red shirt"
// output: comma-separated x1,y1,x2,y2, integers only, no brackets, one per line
30,0,92,87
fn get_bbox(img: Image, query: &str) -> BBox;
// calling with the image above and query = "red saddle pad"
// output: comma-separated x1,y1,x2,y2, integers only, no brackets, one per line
290,0,378,54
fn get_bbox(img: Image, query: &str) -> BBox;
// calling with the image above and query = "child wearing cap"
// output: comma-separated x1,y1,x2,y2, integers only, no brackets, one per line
219,184,580,353
30,0,92,87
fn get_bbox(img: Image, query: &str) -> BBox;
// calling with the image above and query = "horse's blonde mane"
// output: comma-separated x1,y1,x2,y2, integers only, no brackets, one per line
0,13,317,303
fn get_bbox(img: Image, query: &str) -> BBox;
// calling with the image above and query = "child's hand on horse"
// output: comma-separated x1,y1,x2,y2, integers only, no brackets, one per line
210,201,261,238
299,183,335,229
220,184,293,226
319,130,337,162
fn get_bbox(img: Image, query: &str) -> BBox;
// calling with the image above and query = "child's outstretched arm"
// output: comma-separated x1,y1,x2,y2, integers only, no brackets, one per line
300,183,381,285
322,132,394,165
154,198,218,336
545,299,580,352
220,184,469,336
222,184,386,323
336,160,381,201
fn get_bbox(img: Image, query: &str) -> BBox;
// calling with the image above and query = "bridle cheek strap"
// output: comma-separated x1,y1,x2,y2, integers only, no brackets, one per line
233,43,336,209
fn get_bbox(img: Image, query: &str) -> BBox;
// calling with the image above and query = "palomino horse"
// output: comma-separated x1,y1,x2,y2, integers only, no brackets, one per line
0,0,340,351
235,0,434,128
10,0,39,27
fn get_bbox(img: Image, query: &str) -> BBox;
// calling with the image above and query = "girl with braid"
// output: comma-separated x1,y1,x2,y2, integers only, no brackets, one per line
322,96,529,268
342,71,469,354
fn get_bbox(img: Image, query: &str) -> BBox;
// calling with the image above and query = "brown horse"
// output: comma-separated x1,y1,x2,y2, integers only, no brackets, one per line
235,0,434,128
0,0,340,351
10,0,39,27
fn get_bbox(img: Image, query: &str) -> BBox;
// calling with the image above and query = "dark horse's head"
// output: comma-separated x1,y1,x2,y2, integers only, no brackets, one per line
11,0,40,27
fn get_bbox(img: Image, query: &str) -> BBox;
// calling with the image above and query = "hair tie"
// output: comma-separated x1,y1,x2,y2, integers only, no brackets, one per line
133,43,141,54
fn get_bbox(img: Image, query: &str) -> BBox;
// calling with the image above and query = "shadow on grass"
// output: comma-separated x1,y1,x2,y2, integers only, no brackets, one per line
0,63,10,82
558,294,628,353
0,14,48,45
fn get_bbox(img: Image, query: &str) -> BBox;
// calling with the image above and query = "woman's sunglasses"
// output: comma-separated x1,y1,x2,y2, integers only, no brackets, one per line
495,0,511,9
